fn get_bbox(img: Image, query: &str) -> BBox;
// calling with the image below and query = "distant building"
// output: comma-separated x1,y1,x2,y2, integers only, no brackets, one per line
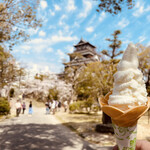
64,38,99,69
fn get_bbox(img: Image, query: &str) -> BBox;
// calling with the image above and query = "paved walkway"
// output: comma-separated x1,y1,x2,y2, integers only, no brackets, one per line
0,101,112,150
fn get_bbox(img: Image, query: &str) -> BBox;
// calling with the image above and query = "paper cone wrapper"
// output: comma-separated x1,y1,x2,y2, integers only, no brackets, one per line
113,123,137,150
100,92,150,149
99,92,150,127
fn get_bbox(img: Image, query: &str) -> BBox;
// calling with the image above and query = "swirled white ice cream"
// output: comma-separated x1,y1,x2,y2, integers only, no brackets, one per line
108,43,148,110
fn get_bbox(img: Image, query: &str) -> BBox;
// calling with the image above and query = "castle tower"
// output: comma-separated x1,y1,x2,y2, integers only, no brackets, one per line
64,38,99,68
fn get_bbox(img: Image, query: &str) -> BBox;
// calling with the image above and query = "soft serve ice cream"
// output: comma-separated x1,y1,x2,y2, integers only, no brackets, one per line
99,43,150,150
108,43,148,110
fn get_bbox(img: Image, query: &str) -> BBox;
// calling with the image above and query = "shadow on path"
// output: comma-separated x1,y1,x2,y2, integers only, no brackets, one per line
0,123,95,150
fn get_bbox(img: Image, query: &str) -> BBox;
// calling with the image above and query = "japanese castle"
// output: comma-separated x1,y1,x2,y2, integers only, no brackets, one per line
64,38,99,69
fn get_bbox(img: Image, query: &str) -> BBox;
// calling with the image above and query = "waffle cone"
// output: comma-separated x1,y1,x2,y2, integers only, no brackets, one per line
100,92,150,127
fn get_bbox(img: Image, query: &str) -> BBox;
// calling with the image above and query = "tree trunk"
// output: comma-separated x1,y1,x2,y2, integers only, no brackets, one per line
102,112,112,124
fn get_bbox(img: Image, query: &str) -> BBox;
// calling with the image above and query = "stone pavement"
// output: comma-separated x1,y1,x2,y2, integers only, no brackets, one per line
0,102,113,150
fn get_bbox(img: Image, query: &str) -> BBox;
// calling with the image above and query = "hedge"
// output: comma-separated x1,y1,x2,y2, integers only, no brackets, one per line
0,97,10,115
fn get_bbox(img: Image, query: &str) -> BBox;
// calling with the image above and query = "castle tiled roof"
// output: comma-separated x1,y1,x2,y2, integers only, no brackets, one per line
74,38,96,48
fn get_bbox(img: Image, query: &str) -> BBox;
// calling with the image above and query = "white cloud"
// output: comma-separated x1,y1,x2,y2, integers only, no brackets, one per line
86,26,94,32
21,45,31,51
117,18,129,29
122,40,132,46
39,30,46,37
30,63,39,74
146,41,150,47
31,32,77,46
133,1,150,17
27,62,53,75
54,4,61,11
65,45,74,53
37,9,48,25
40,0,48,9
14,32,78,54
28,38,47,45
78,0,92,18
49,9,55,16
47,48,53,52
133,3,144,17
51,34,78,43
16,38,50,53
57,49,66,60
59,15,67,26
87,15,96,25
13,45,31,54
99,12,106,23
66,0,76,12
61,15,67,20
63,25,70,33
28,28,39,35
138,35,146,43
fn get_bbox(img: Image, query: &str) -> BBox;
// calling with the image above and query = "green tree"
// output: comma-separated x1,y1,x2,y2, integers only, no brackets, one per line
48,87,59,101
96,0,135,15
75,62,114,98
0,0,41,48
0,97,10,115
74,61,116,114
0,46,26,90
34,73,49,81
0,46,13,88
102,30,123,60
136,43,150,95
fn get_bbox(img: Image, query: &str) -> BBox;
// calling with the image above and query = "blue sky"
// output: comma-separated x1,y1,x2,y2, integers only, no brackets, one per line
12,0,150,74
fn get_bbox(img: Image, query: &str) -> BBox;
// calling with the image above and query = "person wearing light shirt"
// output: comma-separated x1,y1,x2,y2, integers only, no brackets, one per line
51,100,56,115
15,100,22,117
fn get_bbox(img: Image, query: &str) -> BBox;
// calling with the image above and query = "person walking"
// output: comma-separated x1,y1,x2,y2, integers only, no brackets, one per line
51,100,56,115
15,100,22,117
49,101,51,113
22,102,26,114
55,100,58,112
63,100,68,112
22,93,25,100
45,101,49,114
28,101,33,115
58,101,62,111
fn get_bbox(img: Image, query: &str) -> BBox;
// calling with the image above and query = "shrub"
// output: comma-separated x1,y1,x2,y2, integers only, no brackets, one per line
0,97,10,115
69,103,77,112
69,101,85,112
84,97,94,109
69,98,100,113
9,88,15,97
92,105,100,112
48,87,59,100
